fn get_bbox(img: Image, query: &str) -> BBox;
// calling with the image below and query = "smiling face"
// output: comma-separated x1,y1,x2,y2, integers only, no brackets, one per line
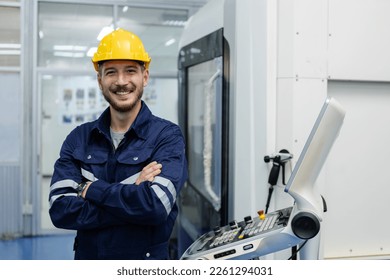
97,60,149,113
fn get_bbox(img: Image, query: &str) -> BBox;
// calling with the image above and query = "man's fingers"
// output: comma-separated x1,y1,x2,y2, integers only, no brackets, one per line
135,162,162,185
145,167,162,181
143,161,158,170
145,162,162,170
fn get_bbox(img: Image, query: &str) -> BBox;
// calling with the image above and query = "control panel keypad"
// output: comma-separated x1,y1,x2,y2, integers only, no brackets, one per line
209,228,241,248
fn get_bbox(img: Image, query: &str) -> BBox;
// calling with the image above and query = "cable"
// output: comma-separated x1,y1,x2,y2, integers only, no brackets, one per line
287,240,308,260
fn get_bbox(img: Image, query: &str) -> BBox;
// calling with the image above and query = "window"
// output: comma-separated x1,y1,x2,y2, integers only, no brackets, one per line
0,6,20,67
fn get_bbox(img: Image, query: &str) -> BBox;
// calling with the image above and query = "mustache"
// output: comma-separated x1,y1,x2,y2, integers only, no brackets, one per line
109,85,135,92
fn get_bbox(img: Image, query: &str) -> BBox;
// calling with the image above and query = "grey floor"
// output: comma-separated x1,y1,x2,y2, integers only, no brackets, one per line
0,234,75,260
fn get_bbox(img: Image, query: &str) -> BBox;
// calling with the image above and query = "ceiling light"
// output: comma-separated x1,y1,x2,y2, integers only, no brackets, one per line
0,50,20,55
0,44,21,55
97,26,114,41
54,51,85,58
53,45,87,51
87,47,97,57
0,43,21,49
163,20,187,26
165,38,176,47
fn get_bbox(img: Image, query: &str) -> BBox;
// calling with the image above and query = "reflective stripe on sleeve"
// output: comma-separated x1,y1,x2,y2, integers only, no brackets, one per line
49,193,78,208
120,172,141,184
50,179,78,192
153,176,177,201
81,168,98,182
150,176,177,215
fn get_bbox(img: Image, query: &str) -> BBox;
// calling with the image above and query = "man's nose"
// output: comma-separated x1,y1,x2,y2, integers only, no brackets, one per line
116,72,128,85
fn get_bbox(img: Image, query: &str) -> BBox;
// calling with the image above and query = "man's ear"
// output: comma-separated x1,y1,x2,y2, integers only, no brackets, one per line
97,73,102,90
143,69,149,87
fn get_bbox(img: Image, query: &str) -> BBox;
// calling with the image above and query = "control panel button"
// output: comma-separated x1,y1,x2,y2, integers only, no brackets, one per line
244,216,253,224
229,220,238,229
243,244,254,250
213,226,222,235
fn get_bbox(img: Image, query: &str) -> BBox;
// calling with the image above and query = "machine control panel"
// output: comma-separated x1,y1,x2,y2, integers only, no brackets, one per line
181,207,295,260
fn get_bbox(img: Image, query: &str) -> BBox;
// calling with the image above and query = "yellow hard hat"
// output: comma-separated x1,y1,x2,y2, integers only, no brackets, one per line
92,28,151,71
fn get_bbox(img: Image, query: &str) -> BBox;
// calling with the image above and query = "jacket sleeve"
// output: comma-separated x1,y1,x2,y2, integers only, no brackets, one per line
85,125,188,226
48,128,128,230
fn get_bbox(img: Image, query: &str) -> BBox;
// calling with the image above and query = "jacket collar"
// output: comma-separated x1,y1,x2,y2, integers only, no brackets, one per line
93,101,152,140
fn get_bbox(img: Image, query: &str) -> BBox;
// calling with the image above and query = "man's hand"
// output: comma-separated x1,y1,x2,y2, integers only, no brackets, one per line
81,162,162,198
136,161,162,185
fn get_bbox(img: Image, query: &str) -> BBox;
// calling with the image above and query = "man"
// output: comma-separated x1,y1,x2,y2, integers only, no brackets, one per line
48,28,188,260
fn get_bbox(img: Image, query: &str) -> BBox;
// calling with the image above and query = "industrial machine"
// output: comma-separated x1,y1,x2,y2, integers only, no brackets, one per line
180,97,346,260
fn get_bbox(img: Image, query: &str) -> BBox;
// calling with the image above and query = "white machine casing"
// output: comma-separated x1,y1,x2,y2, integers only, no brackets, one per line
286,97,346,224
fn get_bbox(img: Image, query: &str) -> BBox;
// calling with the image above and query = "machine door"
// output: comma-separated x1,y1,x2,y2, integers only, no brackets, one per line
177,29,229,256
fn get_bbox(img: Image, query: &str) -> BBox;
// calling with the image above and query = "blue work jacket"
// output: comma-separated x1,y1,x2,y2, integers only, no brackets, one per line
49,101,188,259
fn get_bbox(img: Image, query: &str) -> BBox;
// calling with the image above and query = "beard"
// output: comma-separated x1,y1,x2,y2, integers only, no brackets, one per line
102,84,143,113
